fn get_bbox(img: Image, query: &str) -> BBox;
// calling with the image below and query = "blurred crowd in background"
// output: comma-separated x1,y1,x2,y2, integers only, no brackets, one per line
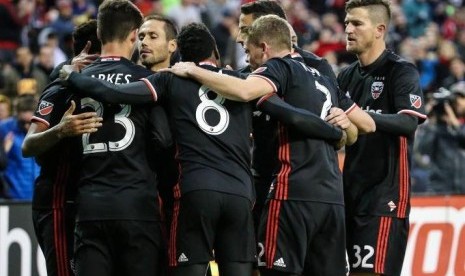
1,0,465,200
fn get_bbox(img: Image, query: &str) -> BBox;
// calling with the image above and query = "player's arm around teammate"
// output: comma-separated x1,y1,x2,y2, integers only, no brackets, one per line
22,99,102,157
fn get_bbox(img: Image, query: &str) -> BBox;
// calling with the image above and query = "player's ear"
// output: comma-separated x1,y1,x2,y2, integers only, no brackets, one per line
129,28,139,43
168,39,177,54
260,42,267,54
376,24,386,39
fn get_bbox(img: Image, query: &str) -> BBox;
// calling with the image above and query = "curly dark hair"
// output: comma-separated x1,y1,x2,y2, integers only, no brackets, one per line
177,23,217,64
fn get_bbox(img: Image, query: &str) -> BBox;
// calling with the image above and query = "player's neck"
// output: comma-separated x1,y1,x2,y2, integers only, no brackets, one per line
357,43,386,67
150,59,170,72
271,49,292,59
101,42,133,60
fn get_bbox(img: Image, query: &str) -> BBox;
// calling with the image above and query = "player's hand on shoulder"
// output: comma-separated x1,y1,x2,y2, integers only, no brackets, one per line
325,107,351,130
71,41,99,71
59,65,79,81
160,62,197,77
57,100,103,138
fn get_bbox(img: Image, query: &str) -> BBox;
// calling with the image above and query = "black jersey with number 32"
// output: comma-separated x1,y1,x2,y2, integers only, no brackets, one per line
142,64,254,201
337,50,427,218
250,56,343,204
75,57,167,222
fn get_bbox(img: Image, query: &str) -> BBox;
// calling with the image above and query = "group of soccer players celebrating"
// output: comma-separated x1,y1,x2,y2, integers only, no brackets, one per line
23,0,427,275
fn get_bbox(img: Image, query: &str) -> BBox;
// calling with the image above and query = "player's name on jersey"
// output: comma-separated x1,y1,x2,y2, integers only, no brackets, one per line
90,73,132,84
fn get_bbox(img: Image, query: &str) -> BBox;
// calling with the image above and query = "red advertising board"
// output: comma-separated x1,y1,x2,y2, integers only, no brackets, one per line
402,196,465,276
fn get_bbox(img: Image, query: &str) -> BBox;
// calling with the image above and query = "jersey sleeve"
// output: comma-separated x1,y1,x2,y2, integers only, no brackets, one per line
67,72,157,104
32,83,68,128
336,87,357,113
142,72,172,101
392,63,427,123
248,59,288,96
256,93,343,141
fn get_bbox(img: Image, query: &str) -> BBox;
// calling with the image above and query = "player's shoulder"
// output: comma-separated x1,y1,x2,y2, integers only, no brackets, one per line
39,80,68,102
385,50,417,71
338,61,358,79
294,46,322,62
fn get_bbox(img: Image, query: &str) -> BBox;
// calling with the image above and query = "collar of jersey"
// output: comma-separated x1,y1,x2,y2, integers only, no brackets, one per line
100,56,123,62
199,60,217,67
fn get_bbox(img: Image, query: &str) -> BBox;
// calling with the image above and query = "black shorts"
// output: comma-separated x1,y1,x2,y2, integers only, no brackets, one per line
169,190,256,266
74,220,165,276
346,215,409,275
32,205,75,276
257,199,346,275
252,175,272,231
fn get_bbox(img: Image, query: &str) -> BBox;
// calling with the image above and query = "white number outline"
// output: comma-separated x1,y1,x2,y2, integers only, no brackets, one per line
315,80,333,119
81,97,135,154
257,242,266,267
195,85,230,135
352,245,374,269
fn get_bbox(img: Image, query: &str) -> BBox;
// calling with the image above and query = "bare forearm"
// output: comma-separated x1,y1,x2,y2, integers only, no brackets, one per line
22,126,63,157
188,67,260,101
345,122,358,146
348,107,376,134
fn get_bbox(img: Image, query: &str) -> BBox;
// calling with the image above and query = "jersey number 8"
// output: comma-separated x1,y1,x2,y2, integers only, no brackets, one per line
196,85,230,135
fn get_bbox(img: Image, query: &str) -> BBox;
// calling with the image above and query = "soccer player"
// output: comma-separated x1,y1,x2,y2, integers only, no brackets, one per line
66,1,171,275
235,0,373,231
164,15,348,276
338,1,427,275
137,14,179,257
22,20,102,276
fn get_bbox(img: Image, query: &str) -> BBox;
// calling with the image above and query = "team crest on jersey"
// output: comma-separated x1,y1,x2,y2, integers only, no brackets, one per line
409,94,422,109
38,101,54,116
252,67,267,74
371,81,384,99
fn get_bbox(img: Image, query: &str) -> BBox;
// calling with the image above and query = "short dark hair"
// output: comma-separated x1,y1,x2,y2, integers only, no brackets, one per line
97,0,143,44
144,14,178,41
240,0,287,20
345,0,391,24
177,23,216,64
73,19,100,55
15,94,37,113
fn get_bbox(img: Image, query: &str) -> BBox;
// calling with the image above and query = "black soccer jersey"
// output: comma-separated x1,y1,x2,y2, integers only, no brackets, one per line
142,64,254,201
74,56,168,221
337,50,427,218
251,49,355,187
293,47,356,112
250,56,343,204
31,81,82,210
